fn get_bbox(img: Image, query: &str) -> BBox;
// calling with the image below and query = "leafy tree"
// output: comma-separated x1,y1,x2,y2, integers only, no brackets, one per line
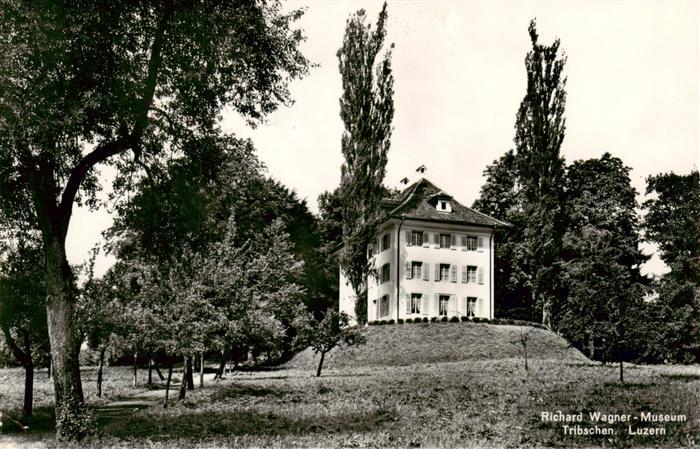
0,237,50,417
293,309,366,377
316,188,344,314
337,3,395,324
473,151,533,320
512,20,568,328
643,171,700,362
558,154,649,379
0,1,308,438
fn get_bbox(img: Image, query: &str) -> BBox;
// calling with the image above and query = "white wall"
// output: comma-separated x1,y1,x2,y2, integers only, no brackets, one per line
367,219,495,322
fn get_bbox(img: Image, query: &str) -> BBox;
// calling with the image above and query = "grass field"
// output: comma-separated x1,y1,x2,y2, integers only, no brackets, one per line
1,322,699,448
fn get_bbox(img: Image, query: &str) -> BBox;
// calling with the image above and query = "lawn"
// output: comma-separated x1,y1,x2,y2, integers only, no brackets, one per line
1,323,698,448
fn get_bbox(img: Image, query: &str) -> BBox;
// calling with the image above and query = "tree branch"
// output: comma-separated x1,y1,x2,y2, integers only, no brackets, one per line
0,322,30,367
57,1,174,236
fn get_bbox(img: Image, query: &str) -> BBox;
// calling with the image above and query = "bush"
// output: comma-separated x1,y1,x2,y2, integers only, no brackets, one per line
422,317,429,323
397,319,404,324
440,316,448,323
460,316,470,322
387,319,395,325
430,317,437,323
378,320,386,325
449,316,460,323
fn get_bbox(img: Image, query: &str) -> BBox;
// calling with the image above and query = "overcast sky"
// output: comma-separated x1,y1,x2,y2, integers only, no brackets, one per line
69,0,699,277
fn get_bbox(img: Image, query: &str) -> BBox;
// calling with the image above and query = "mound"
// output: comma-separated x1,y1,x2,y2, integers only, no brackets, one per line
285,322,589,370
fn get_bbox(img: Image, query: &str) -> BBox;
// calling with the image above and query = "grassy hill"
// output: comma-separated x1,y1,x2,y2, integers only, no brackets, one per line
286,321,589,369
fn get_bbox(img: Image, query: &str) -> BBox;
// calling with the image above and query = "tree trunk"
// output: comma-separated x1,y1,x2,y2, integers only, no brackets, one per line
619,360,624,383
214,347,229,380
47,358,51,379
23,358,34,418
147,359,153,385
316,351,326,377
541,294,551,328
132,352,138,387
178,356,188,400
154,365,165,381
163,363,173,408
186,356,194,390
97,347,106,398
199,353,204,388
44,236,86,440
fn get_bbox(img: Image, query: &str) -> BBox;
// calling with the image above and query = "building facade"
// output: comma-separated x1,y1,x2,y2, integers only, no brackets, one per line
339,178,509,324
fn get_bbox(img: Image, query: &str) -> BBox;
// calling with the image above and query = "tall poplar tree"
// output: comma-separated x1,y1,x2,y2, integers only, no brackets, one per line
513,20,568,328
337,3,394,323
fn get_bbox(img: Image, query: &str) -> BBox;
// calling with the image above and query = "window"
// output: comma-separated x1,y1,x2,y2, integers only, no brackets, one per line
411,231,423,246
439,263,450,281
411,261,422,279
439,295,450,316
410,293,422,314
379,295,389,317
381,233,390,251
466,297,477,317
466,266,477,284
440,234,451,249
381,263,391,283
466,236,477,251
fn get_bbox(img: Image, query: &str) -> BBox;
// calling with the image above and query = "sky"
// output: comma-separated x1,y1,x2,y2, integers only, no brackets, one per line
68,0,700,278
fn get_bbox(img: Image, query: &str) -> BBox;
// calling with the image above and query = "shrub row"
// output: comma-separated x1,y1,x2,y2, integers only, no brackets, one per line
369,316,546,329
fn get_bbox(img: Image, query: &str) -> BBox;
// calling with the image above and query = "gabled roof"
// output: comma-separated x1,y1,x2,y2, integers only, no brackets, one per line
382,178,510,228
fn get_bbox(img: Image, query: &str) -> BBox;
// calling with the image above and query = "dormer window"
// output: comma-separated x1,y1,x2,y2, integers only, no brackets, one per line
437,200,452,212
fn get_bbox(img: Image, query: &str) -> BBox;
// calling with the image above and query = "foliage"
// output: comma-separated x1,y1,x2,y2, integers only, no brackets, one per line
0,0,310,439
293,309,366,376
337,3,395,324
513,20,568,328
0,236,50,416
558,154,649,364
473,150,533,320
643,171,700,362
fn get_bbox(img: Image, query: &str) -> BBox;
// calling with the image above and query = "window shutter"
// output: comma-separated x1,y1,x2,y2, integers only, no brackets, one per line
477,267,484,284
450,234,457,249
462,297,467,316
477,236,484,249
376,299,380,320
432,232,439,247
405,294,411,314
460,234,467,250
435,264,440,282
389,264,394,282
422,296,429,316
405,261,412,279
422,262,429,281
422,231,429,246
405,230,412,246
477,297,483,317
434,294,440,315
450,265,457,283
461,265,467,283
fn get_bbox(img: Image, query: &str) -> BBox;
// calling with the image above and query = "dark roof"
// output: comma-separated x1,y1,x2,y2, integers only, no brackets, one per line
382,178,510,228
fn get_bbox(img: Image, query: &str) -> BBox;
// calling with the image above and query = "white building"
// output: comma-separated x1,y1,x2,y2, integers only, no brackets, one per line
339,178,510,324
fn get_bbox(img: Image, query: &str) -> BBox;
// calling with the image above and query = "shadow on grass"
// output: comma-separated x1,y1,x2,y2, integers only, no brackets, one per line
101,407,398,440
0,405,55,435
211,384,294,400
660,373,700,382
601,381,658,390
